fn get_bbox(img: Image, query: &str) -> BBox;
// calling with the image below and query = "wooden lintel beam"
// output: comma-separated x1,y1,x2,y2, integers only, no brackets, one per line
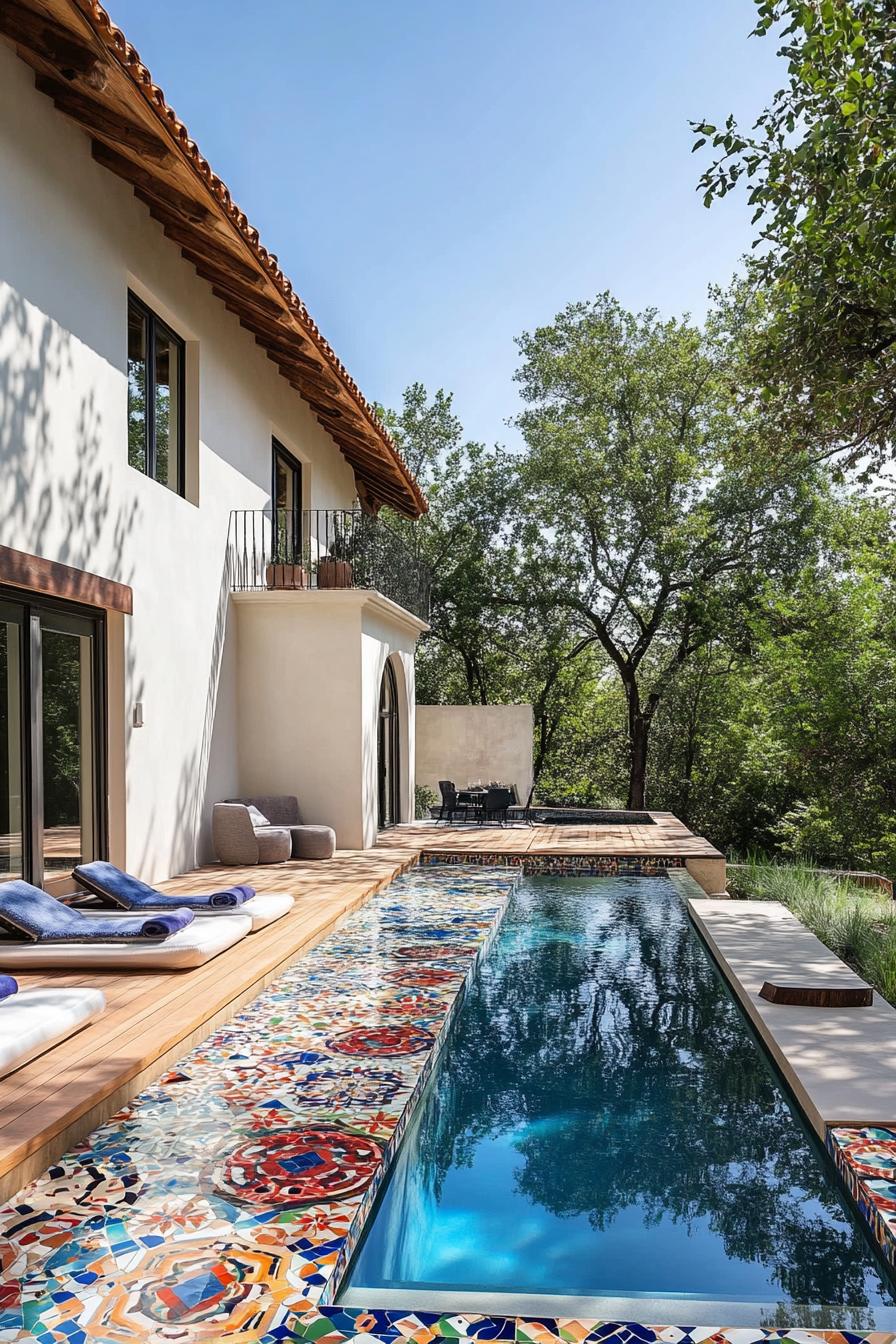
0,3,107,88
93,142,212,223
34,74,171,163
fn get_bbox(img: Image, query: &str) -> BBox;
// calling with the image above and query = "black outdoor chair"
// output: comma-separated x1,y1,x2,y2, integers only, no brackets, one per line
436,780,468,824
482,786,515,826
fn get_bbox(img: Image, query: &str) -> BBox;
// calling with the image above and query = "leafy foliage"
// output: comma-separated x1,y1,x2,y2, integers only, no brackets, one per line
693,1,896,463
730,855,896,1005
514,292,825,806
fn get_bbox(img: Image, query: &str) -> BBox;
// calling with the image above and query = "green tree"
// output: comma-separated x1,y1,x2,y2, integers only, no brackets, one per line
693,0,896,464
385,384,607,801
514,292,825,809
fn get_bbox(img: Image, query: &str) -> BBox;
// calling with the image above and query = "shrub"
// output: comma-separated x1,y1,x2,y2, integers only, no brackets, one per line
730,856,896,1007
415,784,438,820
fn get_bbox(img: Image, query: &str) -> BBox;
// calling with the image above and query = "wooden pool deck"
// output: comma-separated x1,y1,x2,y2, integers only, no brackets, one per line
0,814,723,1203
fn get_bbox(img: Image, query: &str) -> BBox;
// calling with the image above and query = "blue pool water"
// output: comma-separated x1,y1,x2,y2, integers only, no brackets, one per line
342,874,896,1325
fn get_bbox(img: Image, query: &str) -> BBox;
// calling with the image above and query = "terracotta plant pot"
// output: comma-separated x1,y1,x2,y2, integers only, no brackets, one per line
317,558,353,589
265,563,309,590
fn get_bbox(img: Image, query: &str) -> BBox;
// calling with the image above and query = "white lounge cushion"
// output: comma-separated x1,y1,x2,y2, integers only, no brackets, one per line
78,894,294,933
0,914,251,969
246,805,271,829
0,986,106,1078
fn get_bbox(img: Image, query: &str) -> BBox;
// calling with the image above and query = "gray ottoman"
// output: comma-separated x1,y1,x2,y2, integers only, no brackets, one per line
255,826,292,863
290,825,336,860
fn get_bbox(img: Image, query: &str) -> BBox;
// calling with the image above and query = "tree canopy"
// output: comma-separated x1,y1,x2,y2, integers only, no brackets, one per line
693,0,896,464
514,292,825,807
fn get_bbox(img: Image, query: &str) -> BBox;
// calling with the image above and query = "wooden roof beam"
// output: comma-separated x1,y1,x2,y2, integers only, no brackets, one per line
217,292,294,333
34,74,172,163
92,141,212,224
0,3,107,88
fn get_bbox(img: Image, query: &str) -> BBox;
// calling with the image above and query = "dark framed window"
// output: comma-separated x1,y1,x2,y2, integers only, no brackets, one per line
272,439,304,562
127,291,186,495
0,587,106,887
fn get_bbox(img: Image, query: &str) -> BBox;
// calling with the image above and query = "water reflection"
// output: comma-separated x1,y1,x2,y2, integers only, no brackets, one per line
345,876,896,1323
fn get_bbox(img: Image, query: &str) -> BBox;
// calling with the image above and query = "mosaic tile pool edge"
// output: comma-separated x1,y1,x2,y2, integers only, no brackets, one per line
0,864,519,1342
276,1303,896,1344
827,1126,896,1271
418,852,685,876
323,892,512,1303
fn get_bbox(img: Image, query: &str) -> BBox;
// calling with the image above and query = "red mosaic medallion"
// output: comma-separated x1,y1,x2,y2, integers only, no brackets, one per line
327,1023,434,1056
212,1124,382,1208
394,944,476,961
384,965,461,987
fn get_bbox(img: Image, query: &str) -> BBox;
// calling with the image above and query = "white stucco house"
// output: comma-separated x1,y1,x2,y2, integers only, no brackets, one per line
0,0,430,890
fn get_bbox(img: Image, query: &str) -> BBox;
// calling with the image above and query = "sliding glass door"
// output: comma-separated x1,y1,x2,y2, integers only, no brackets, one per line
0,591,105,886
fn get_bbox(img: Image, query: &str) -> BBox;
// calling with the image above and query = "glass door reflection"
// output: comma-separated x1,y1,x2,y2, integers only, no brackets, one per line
40,620,98,875
0,606,24,881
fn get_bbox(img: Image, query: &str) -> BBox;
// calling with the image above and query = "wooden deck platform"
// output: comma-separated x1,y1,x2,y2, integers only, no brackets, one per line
0,815,723,1202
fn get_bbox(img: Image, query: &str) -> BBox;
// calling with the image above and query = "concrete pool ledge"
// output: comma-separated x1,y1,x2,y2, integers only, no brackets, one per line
689,898,896,1271
688,898,896,1136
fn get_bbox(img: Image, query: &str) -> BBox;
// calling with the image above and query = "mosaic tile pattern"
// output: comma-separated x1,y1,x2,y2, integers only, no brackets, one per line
0,865,515,1342
419,851,684,876
283,1307,895,1344
828,1126,896,1269
0,861,892,1344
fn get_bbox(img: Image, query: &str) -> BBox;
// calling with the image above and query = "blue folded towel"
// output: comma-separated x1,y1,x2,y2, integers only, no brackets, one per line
0,974,18,1002
0,881,194,944
74,862,254,911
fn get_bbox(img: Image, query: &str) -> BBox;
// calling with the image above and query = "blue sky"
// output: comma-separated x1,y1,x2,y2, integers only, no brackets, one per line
109,1,784,448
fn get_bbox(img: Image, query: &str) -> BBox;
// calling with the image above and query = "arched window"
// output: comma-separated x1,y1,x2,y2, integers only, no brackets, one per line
377,660,400,828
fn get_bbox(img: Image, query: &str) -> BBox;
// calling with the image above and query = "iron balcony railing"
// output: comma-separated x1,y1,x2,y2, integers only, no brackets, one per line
227,508,431,621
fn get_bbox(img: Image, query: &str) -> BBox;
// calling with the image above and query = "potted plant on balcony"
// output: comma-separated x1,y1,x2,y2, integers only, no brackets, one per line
265,510,309,590
316,515,354,589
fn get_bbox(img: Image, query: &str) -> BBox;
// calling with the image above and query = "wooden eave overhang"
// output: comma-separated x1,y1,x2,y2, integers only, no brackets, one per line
0,0,427,519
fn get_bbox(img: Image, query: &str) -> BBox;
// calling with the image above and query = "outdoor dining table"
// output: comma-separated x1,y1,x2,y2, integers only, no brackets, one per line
455,786,513,823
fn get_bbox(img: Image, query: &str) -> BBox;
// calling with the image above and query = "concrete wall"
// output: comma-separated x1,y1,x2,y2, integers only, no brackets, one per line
416,705,534,806
235,591,424,849
0,47,373,879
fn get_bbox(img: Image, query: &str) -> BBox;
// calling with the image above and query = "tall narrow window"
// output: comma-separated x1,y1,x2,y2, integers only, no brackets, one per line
272,439,303,562
127,292,185,495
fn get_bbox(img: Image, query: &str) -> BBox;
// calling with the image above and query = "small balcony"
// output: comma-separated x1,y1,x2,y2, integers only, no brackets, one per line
227,508,432,622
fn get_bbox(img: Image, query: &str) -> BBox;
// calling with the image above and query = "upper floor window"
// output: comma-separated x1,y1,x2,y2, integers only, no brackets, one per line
127,291,185,495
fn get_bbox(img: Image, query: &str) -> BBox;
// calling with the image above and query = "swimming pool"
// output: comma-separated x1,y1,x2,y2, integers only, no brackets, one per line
340,874,896,1327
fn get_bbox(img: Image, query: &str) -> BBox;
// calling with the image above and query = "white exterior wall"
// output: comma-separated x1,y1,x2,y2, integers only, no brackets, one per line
235,591,423,849
0,47,390,879
416,704,535,806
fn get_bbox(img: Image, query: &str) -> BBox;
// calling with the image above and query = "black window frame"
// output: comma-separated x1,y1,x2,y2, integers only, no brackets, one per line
127,290,187,497
0,585,107,886
271,438,304,563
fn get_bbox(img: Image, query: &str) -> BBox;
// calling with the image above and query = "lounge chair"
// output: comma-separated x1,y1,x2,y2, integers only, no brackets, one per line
0,880,250,969
0,982,107,1079
73,862,294,933
214,796,336,863
0,880,194,942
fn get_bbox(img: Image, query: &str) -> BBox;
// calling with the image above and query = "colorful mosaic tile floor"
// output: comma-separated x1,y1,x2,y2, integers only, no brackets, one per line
0,863,894,1344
